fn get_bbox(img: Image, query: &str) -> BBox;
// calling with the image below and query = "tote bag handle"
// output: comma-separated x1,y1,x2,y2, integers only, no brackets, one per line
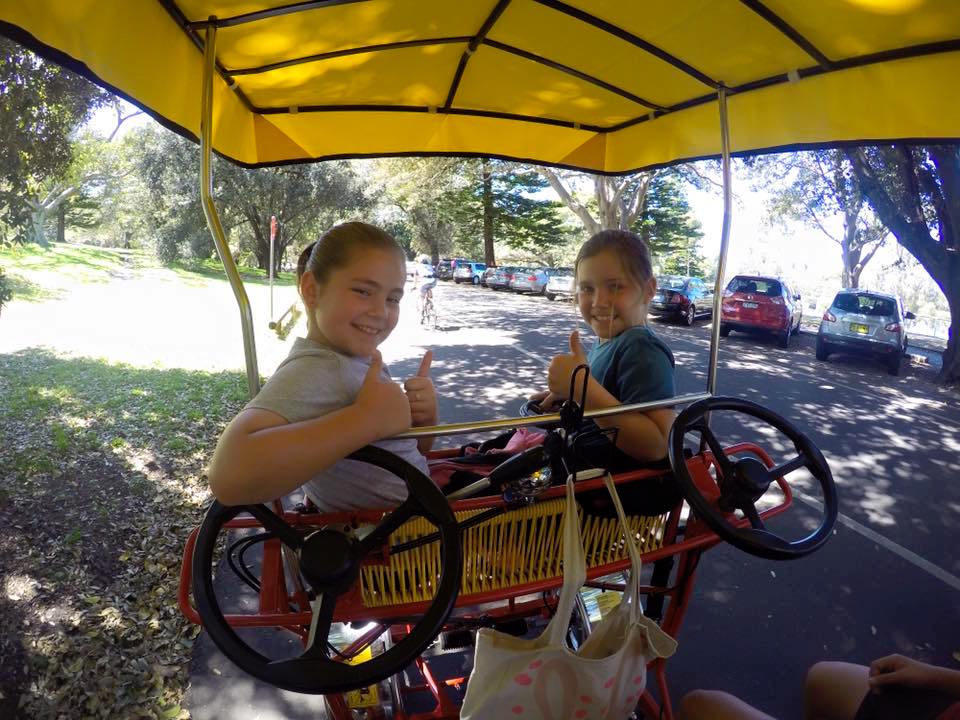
546,473,646,644
546,475,587,645
601,472,645,623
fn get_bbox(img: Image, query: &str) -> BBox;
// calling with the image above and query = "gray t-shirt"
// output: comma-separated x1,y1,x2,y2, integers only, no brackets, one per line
245,336,427,511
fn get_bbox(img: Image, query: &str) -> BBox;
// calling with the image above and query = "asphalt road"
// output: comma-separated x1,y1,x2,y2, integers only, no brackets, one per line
189,280,959,719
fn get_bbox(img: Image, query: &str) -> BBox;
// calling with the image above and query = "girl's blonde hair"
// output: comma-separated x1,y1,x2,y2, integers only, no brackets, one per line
299,222,404,285
574,229,654,288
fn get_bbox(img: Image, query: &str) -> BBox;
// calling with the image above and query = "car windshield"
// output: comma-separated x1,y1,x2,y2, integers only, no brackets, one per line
658,276,686,290
833,293,896,316
728,277,782,296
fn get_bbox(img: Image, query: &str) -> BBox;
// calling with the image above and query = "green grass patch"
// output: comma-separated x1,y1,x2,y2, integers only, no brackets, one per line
170,256,297,287
0,242,149,306
0,348,247,476
0,347,248,716
0,242,142,279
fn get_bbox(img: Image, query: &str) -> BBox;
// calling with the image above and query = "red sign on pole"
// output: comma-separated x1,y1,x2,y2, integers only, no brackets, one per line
270,215,278,242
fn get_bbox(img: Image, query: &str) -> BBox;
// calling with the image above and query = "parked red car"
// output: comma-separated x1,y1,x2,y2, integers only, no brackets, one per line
720,275,803,348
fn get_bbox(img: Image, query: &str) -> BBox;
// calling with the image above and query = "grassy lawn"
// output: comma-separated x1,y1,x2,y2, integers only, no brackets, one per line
0,243,144,303
0,242,296,304
0,243,275,718
0,348,248,719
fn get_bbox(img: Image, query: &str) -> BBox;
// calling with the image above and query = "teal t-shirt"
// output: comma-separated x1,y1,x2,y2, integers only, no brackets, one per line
586,325,675,405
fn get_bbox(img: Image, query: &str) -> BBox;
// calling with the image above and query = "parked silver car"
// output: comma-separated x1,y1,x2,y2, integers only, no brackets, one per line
817,289,914,375
545,268,574,301
486,266,518,291
509,267,550,294
453,261,486,285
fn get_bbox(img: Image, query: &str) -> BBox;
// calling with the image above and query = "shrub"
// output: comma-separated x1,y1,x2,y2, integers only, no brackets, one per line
189,230,214,259
0,266,12,316
155,225,182,266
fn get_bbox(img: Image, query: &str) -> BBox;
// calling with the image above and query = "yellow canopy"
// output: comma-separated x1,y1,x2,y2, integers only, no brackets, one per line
3,0,959,173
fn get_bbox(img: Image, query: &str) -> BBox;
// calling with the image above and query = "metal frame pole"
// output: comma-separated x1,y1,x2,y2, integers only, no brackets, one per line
707,86,733,397
200,23,261,398
269,216,276,322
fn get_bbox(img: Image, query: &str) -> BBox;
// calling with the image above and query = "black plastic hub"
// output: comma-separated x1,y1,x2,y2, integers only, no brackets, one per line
720,456,774,511
299,529,358,592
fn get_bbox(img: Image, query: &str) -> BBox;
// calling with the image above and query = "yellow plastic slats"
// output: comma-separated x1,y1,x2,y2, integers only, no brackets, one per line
359,501,669,608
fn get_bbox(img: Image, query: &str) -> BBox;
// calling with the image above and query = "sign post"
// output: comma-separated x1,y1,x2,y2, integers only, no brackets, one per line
269,215,278,321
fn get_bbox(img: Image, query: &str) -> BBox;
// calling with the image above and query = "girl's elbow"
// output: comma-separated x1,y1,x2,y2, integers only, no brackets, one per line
207,461,246,506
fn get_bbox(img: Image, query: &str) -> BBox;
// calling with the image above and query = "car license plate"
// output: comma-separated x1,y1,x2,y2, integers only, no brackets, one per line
654,294,664,302
742,302,758,309
850,322,869,334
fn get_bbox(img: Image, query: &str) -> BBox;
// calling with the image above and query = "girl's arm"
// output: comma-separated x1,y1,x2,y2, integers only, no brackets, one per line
869,655,960,696
208,352,411,506
581,379,675,462
547,330,674,462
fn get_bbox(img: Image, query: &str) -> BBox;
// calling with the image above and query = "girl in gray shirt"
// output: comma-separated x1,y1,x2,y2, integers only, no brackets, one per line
207,222,437,511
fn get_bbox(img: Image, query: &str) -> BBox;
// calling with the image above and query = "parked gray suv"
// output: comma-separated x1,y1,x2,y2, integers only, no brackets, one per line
816,289,915,375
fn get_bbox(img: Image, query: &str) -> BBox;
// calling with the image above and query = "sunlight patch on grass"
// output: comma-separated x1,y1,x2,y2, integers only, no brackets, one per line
0,347,246,715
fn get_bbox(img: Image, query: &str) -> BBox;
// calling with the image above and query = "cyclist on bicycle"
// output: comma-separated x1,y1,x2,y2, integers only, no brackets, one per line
416,261,437,315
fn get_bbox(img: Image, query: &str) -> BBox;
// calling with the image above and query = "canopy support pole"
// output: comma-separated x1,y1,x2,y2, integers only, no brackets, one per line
707,86,733,397
201,23,261,399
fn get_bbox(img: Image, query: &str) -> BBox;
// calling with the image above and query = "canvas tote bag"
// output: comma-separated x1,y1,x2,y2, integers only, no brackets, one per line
460,473,678,720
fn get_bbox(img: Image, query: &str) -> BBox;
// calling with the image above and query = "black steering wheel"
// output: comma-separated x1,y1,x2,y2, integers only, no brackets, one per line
192,446,462,694
668,396,838,560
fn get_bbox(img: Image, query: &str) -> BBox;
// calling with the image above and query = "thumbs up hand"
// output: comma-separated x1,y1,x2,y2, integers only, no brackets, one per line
404,350,437,426
548,331,591,400
356,351,412,438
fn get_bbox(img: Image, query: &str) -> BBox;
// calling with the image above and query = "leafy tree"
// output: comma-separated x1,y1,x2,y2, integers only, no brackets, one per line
537,168,655,233
846,145,960,385
131,127,208,264
130,126,369,270
0,37,106,243
373,157,467,263
634,173,706,276
454,160,571,261
752,150,887,288
217,160,371,273
23,118,137,246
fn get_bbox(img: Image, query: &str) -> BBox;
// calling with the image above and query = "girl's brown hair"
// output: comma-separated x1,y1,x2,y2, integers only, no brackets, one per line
300,222,403,285
574,229,654,288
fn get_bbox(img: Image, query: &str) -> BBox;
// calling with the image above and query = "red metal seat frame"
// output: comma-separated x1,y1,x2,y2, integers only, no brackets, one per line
178,442,792,719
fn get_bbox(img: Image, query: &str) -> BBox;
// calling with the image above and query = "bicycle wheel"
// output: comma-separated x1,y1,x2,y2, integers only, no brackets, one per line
422,298,436,329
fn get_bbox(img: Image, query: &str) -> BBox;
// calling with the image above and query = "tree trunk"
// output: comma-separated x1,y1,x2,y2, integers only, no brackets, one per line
29,206,49,246
482,158,495,265
57,204,66,243
246,210,269,270
937,256,960,384
847,147,959,384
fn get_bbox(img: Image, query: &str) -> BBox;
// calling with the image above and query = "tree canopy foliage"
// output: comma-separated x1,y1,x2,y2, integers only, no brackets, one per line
131,126,369,269
0,38,106,243
847,145,960,384
634,173,706,277
750,150,887,289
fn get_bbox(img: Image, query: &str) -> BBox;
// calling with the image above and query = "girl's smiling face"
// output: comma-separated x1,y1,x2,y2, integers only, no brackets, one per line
576,249,656,339
301,247,406,356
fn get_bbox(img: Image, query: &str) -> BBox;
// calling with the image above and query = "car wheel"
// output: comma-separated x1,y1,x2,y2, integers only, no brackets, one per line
888,352,901,376
719,323,730,338
815,338,829,361
546,292,556,301
684,304,696,326
778,324,791,348
472,275,480,285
